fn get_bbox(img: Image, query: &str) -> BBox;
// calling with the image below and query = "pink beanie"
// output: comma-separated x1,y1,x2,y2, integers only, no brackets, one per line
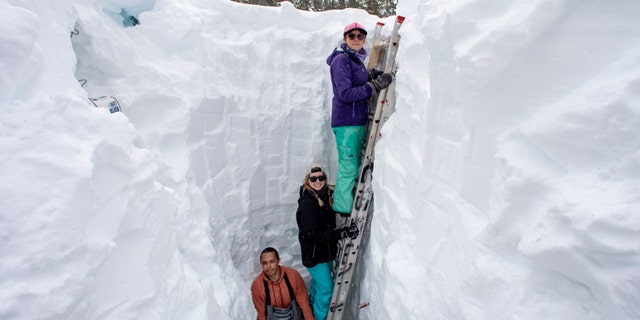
343,22,368,36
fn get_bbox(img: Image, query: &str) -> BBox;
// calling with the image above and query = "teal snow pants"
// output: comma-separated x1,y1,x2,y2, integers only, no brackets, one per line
332,125,366,214
307,262,334,320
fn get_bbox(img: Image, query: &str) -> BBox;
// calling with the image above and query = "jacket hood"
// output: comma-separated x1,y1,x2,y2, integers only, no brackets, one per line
326,43,367,66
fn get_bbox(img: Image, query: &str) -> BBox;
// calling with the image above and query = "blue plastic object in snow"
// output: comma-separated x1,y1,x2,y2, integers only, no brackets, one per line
120,8,139,27
90,96,122,113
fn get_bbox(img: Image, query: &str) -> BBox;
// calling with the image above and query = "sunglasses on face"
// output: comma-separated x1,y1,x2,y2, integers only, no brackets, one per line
347,33,366,40
309,175,326,182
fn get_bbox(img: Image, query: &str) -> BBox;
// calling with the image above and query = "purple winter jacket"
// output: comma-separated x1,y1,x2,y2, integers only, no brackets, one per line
326,43,373,127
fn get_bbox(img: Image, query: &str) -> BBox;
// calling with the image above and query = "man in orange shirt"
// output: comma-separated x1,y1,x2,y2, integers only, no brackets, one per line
250,247,315,320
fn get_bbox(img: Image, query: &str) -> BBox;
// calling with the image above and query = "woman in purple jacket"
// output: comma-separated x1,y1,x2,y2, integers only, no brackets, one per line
326,22,393,215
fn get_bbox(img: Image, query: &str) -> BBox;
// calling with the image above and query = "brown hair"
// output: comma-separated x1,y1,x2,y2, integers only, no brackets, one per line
260,247,280,260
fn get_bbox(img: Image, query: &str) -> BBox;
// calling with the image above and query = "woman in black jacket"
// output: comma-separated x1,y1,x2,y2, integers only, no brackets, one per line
296,165,357,320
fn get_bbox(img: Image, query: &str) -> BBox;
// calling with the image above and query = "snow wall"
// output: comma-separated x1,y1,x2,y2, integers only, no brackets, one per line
1,0,639,319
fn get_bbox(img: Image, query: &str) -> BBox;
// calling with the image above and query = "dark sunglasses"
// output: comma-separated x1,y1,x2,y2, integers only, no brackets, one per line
347,33,366,40
309,175,326,182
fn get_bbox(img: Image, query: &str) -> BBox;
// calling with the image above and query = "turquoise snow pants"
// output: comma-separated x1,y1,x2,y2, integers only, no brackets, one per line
332,125,366,214
307,262,334,320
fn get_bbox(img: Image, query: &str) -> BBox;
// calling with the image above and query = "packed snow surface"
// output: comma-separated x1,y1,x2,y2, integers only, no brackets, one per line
1,0,639,319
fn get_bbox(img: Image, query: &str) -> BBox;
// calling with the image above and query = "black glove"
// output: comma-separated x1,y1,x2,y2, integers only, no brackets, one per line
368,69,384,81
339,223,359,240
347,223,359,239
368,73,393,93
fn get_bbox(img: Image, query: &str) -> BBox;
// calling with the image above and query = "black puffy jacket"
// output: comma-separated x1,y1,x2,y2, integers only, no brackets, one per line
296,185,342,268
